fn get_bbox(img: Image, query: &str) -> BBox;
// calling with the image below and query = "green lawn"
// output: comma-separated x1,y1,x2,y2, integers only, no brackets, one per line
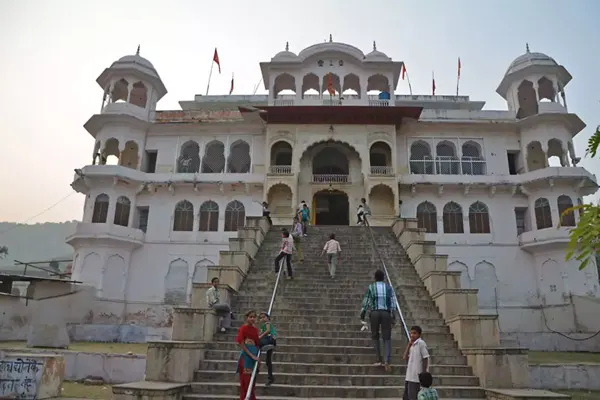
529,351,600,365
0,341,148,354
556,390,600,400
61,382,112,399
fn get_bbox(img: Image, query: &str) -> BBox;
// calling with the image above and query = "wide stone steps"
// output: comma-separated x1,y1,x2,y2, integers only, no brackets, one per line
185,395,481,400
199,360,474,376
194,370,480,387
184,382,485,398
228,313,448,328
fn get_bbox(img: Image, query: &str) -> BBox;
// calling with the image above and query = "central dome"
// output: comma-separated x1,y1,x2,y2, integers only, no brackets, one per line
505,51,558,76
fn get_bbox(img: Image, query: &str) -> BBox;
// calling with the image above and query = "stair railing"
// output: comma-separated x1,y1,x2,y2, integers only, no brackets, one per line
244,235,286,400
362,215,411,340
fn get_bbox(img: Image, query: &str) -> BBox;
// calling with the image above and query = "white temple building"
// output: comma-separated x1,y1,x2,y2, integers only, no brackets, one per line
67,39,599,347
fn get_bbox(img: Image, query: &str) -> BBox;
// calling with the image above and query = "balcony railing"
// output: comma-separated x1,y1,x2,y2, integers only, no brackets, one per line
312,174,350,184
409,157,487,175
368,99,390,107
269,165,292,175
370,166,395,176
274,99,294,106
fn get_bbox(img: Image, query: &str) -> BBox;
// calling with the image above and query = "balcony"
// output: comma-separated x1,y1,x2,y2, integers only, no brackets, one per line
311,174,350,184
270,94,391,107
66,222,145,248
518,227,572,253
101,102,149,121
268,165,293,175
370,166,395,176
409,157,487,176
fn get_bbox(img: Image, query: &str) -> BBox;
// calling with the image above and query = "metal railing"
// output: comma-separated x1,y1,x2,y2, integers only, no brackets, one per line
245,242,286,400
362,215,410,339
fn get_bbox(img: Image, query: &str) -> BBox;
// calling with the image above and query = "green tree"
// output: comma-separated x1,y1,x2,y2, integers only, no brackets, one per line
562,125,600,270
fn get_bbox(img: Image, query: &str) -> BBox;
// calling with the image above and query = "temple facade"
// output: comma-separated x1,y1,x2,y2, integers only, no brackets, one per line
67,39,599,344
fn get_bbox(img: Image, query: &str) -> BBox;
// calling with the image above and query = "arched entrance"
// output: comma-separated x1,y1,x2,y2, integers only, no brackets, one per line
313,190,349,225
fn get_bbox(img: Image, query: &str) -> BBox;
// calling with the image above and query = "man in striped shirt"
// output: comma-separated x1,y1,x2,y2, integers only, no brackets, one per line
360,270,397,371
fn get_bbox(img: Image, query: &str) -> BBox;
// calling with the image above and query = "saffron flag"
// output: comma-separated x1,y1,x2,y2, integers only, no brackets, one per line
402,63,407,80
213,48,221,73
458,57,461,78
327,72,335,95
229,73,234,95
432,72,436,96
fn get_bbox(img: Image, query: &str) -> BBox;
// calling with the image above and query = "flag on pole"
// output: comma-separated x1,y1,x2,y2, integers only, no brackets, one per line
327,72,335,96
402,63,413,95
402,64,407,80
229,73,234,95
456,57,461,96
213,48,221,73
432,71,436,96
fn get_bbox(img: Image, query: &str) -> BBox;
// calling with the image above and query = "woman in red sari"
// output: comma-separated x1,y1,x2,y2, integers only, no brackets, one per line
236,310,260,400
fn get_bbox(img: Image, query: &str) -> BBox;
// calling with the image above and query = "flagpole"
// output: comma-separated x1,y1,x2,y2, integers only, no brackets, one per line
406,71,413,96
456,58,461,96
205,61,214,96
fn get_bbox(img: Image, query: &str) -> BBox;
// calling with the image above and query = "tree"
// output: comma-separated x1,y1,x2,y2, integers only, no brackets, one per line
562,125,600,270
0,245,7,259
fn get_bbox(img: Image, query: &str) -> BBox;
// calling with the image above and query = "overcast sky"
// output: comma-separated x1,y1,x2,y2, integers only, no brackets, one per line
0,0,598,223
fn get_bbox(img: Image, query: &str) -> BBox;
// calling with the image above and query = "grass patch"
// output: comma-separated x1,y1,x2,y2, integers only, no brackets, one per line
556,390,600,400
61,382,112,399
529,351,600,365
0,341,148,355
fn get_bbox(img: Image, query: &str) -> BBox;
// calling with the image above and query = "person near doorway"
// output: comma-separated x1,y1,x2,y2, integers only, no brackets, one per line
262,201,272,225
357,203,365,225
274,228,294,279
360,270,397,372
360,198,372,224
321,233,342,278
206,277,232,333
403,326,430,400
299,203,310,236
291,217,304,262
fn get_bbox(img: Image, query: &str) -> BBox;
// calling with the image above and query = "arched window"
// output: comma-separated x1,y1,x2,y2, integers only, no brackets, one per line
469,201,490,234
224,200,245,232
557,195,575,227
113,196,131,227
177,141,201,173
409,141,433,174
416,202,437,233
92,194,109,223
534,198,553,229
173,200,194,231
443,202,464,233
199,201,219,232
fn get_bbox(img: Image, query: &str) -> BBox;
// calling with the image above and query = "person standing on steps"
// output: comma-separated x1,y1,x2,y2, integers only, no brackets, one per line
298,202,310,236
291,217,304,262
360,269,397,372
258,311,277,387
403,325,430,400
360,198,372,224
206,277,232,333
236,310,260,400
320,233,342,278
274,228,294,279
262,201,272,225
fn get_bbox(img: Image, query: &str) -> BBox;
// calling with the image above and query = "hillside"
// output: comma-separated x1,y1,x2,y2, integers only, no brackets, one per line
0,221,78,269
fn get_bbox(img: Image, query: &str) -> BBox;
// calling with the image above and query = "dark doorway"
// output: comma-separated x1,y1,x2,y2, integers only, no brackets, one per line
314,190,349,225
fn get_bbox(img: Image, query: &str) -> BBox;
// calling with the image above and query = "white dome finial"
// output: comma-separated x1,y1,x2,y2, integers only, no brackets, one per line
285,42,289,51
373,41,377,51
329,34,333,42
136,45,140,56
526,43,530,53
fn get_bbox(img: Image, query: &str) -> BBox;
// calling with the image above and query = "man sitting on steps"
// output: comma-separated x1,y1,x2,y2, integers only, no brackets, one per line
206,277,232,333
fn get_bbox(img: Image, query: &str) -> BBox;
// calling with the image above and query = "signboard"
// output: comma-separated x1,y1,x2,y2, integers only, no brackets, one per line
0,357,44,399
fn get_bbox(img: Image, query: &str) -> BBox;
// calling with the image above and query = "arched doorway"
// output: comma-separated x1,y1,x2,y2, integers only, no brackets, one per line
313,190,349,225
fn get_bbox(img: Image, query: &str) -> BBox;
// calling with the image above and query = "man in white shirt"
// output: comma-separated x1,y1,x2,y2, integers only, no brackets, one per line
206,277,232,333
274,229,294,279
320,233,341,278
403,325,430,400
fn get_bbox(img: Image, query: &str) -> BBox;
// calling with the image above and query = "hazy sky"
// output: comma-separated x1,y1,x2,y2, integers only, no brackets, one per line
0,0,598,224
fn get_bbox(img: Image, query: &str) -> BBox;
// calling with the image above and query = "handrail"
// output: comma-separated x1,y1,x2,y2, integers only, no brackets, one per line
245,235,286,400
362,215,410,339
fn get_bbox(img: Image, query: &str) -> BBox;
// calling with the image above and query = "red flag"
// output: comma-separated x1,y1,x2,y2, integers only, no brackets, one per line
213,48,221,73
432,72,436,96
457,57,461,78
229,73,234,95
402,64,407,80
327,72,335,95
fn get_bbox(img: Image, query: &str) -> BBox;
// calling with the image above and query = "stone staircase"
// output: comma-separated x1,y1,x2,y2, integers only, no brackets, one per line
185,224,485,399
113,217,569,400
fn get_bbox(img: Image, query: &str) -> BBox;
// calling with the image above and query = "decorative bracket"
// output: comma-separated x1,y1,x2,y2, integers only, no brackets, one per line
548,178,555,190
463,184,471,197
437,185,444,197
410,184,417,197
488,185,497,198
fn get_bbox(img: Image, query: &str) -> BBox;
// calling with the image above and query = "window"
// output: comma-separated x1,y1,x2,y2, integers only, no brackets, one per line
145,151,157,173
416,202,437,233
92,194,109,223
113,196,131,226
173,200,194,231
199,201,219,232
137,207,149,233
515,208,527,235
224,200,245,232
534,198,553,229
557,195,575,227
507,152,518,175
443,202,464,233
468,201,490,234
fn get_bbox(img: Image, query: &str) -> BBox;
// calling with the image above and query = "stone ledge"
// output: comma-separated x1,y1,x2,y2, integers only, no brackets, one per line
447,314,500,348
485,388,570,399
206,265,247,291
191,282,237,293
113,381,188,400
431,288,479,299
422,270,462,280
172,307,217,314
147,340,207,349
461,347,528,355
446,314,499,323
